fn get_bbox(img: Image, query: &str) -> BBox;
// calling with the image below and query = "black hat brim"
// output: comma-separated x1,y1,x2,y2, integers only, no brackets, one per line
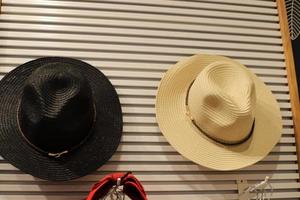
0,57,123,181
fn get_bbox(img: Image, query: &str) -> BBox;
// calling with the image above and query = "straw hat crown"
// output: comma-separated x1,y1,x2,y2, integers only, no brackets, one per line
187,61,256,144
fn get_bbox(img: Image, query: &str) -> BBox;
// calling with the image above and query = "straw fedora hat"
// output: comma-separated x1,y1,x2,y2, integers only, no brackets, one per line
0,57,122,180
156,54,282,170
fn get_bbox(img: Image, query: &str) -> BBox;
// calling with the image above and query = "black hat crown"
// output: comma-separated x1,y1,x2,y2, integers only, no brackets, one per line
19,62,95,155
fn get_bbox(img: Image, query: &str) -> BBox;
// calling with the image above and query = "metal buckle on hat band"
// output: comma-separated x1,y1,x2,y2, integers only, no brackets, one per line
48,150,69,158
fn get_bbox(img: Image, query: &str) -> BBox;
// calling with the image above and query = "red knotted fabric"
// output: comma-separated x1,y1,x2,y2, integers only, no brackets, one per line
85,172,147,200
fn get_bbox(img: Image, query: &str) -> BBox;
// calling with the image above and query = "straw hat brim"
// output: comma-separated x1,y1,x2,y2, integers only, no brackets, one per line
0,57,123,180
156,54,282,171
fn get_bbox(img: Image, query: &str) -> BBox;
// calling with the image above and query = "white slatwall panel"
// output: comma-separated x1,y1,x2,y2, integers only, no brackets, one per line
0,0,299,199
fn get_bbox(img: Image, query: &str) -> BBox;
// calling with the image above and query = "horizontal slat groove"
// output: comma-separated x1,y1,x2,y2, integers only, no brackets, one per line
0,50,286,68
0,163,297,171
0,38,284,54
170,0,276,8
1,6,280,30
1,193,300,200
51,0,278,15
82,0,278,14
0,23,283,44
0,182,298,192
0,14,281,37
110,154,298,162
0,69,287,83
0,59,286,74
0,154,297,162
113,145,296,153
2,0,279,22
0,58,288,75
0,173,298,182
0,68,287,81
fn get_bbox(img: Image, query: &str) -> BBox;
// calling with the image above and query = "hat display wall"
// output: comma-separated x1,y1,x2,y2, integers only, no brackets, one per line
0,57,123,181
155,54,282,171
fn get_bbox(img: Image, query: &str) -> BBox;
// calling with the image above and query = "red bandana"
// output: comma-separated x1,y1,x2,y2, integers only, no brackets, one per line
86,172,148,200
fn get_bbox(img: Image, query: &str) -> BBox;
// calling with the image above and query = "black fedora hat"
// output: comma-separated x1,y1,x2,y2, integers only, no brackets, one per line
0,57,122,181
